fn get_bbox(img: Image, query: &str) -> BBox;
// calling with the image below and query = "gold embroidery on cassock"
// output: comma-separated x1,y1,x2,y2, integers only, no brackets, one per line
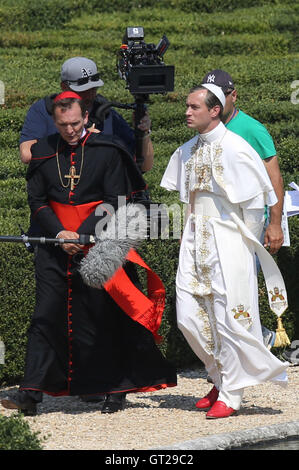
232,304,253,330
185,138,225,201
185,140,225,368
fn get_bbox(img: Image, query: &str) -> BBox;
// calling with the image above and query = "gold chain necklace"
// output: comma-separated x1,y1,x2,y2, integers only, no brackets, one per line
56,137,84,191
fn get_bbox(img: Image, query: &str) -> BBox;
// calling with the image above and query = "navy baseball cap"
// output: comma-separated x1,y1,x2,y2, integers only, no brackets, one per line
202,69,234,92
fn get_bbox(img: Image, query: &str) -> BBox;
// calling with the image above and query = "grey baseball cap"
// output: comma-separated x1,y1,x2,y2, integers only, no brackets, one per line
61,57,104,92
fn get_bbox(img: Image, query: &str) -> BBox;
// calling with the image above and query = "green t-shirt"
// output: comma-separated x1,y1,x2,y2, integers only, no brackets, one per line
226,109,276,220
226,110,276,160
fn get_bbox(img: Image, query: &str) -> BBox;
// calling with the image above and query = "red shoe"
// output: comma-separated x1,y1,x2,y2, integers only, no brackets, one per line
206,400,237,419
195,386,219,409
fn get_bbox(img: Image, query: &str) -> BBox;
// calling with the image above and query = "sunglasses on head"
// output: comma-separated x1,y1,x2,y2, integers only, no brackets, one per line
224,88,234,96
67,73,100,86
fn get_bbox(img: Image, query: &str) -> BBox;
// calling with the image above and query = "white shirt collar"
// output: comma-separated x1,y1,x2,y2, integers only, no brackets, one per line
69,128,87,146
199,121,226,144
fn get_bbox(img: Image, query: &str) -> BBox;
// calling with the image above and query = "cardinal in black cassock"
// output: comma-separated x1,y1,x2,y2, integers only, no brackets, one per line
1,93,176,415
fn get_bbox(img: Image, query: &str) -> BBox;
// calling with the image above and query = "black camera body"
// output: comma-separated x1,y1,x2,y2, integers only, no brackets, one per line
117,27,174,95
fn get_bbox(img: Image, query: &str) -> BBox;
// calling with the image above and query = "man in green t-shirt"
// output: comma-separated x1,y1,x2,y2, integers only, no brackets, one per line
202,69,284,256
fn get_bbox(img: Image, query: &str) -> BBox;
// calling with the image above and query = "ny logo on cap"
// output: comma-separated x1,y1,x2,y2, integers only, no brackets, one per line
207,74,215,83
81,67,92,78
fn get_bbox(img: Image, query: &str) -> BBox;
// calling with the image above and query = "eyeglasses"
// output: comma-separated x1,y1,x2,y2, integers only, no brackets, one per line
224,88,234,96
67,73,100,86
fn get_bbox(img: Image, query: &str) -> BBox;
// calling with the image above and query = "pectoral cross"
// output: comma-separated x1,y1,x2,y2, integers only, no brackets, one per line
64,166,80,190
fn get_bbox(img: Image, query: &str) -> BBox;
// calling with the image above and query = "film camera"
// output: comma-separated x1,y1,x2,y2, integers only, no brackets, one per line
117,27,172,235
117,27,174,95
88,27,174,135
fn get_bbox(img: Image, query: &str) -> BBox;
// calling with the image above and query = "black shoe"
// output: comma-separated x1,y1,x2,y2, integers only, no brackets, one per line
1,394,37,416
101,393,126,414
79,394,105,403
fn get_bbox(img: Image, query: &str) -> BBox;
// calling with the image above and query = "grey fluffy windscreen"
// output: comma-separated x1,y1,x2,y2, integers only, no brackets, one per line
79,204,147,288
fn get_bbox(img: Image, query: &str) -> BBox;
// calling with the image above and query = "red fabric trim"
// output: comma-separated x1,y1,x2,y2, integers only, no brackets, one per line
31,132,91,161
104,249,165,342
131,186,149,194
81,131,91,146
31,152,57,161
49,199,102,232
33,205,49,217
66,255,73,393
50,200,165,341
19,383,176,397
19,387,69,397
131,383,177,393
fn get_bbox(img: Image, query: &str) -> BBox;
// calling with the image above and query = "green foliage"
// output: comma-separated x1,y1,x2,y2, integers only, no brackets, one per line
138,238,198,367
0,0,298,383
0,414,43,449
0,245,35,385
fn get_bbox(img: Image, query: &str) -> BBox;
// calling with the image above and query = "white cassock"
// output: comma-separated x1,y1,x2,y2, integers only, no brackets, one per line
161,122,289,410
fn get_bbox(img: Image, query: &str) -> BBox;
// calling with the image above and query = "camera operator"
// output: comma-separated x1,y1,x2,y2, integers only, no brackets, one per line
19,56,153,172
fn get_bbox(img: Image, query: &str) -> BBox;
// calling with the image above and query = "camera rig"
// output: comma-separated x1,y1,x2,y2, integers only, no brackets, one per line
90,27,174,170
117,26,175,96
118,27,174,169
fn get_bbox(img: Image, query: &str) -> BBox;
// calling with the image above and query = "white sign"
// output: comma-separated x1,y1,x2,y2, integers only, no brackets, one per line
285,182,299,217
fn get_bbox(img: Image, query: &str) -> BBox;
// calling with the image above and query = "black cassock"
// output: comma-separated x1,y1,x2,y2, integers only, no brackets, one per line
22,131,176,397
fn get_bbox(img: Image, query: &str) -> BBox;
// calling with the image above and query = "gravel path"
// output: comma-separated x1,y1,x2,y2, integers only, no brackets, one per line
0,366,298,450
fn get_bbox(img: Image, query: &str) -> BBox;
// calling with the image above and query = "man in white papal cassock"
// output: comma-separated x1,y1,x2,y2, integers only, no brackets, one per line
160,83,289,419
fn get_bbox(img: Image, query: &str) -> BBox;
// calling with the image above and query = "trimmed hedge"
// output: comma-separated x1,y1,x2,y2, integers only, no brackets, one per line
0,0,298,383
0,1,296,32
0,414,43,449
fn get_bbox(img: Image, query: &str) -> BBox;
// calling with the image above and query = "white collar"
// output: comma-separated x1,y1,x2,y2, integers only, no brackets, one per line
199,121,226,144
69,128,87,146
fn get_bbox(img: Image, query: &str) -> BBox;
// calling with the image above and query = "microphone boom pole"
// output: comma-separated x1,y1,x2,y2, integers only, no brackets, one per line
0,234,95,245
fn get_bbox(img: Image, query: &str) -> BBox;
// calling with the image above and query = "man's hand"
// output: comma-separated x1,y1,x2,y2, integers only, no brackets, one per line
137,112,151,133
57,230,84,255
87,123,101,134
263,156,284,254
133,111,154,172
19,140,37,164
264,223,284,254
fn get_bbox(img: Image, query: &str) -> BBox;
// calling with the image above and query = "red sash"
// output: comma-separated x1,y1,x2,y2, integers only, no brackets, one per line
50,200,165,341
50,200,100,232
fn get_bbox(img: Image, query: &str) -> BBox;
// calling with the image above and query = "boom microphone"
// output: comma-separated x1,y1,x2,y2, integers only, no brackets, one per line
0,234,95,245
79,203,148,288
